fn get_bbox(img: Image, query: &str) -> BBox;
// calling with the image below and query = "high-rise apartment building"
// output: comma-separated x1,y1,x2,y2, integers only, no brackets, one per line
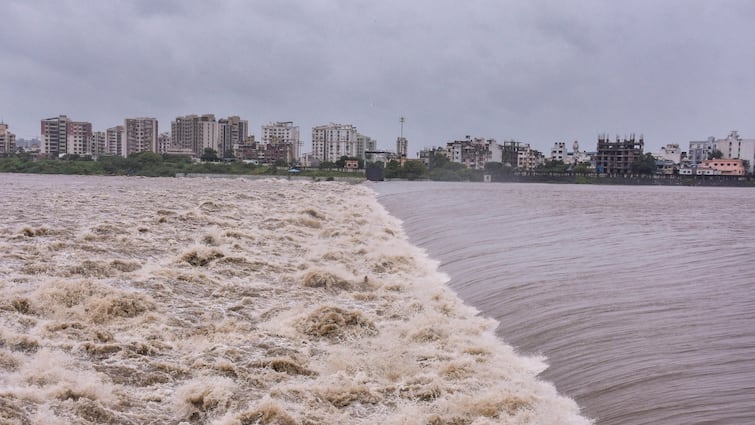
40,115,93,157
219,116,249,157
124,117,158,157
67,121,92,156
106,125,126,156
171,114,219,157
157,132,171,154
312,123,358,162
92,131,107,157
358,134,377,159
312,123,374,162
41,115,70,158
262,121,300,160
0,122,16,155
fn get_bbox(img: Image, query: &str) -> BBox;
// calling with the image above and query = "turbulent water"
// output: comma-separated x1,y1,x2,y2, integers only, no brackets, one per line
376,181,755,425
0,174,589,425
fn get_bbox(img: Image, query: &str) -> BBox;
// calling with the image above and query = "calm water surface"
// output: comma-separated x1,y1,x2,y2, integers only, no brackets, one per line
376,181,755,425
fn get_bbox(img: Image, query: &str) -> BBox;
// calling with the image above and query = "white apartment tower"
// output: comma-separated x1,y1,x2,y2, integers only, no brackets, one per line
312,123,358,162
124,117,159,157
312,123,374,162
715,130,755,174
262,121,300,160
0,122,16,155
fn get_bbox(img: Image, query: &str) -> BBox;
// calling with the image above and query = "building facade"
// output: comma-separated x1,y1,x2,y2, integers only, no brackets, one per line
171,114,219,158
445,136,501,170
92,131,107,157
66,121,93,156
40,116,95,157
700,158,746,176
655,143,682,165
595,134,644,174
312,123,359,163
106,125,126,157
157,132,171,154
396,137,408,159
219,116,249,158
688,136,716,166
41,115,70,158
714,131,755,174
261,121,300,161
0,122,16,155
550,142,567,162
357,134,377,160
124,117,158,157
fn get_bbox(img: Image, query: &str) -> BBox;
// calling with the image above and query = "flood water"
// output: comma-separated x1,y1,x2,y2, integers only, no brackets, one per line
376,181,755,425
0,174,589,425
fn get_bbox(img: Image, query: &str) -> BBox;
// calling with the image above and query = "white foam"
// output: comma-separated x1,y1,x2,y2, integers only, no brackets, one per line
0,175,591,424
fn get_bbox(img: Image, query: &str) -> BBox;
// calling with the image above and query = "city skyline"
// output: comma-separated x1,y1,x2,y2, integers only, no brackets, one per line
1,1,753,155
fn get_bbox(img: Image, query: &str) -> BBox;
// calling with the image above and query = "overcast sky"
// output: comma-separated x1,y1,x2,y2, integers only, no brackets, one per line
1,0,753,155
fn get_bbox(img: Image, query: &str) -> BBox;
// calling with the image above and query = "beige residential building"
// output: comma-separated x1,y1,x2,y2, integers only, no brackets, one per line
40,115,93,157
171,114,219,157
106,125,126,156
219,116,249,157
157,132,171,154
66,121,93,156
92,131,106,157
0,122,16,155
124,117,158,157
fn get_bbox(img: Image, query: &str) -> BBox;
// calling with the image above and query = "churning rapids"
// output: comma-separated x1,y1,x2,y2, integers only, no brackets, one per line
0,174,589,425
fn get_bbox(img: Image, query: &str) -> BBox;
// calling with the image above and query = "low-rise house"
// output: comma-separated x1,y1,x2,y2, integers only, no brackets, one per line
700,158,746,176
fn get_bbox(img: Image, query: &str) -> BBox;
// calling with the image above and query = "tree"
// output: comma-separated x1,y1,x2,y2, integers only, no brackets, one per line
429,153,450,169
631,153,657,175
708,149,723,160
403,160,428,180
201,148,219,162
384,160,401,178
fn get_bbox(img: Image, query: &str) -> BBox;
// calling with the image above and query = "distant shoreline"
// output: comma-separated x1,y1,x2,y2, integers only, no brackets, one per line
3,170,754,188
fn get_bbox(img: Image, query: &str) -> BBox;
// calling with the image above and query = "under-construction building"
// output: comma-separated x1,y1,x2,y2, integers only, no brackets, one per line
596,134,644,174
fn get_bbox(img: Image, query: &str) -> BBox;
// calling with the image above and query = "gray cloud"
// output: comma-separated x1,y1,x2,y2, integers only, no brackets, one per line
1,0,753,155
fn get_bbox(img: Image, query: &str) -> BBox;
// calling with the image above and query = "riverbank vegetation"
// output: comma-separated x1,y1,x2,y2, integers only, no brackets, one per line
2,151,752,187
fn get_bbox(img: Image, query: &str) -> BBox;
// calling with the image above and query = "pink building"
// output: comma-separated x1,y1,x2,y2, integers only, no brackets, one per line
700,159,746,175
